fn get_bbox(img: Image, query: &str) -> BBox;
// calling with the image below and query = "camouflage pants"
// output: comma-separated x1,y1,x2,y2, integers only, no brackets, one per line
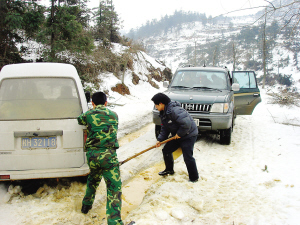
83,149,123,225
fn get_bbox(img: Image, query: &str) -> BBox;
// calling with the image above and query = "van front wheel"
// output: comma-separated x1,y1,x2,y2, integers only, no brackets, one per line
220,127,232,145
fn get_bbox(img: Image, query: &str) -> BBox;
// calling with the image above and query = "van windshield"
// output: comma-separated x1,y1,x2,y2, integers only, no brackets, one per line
0,78,82,120
171,70,228,90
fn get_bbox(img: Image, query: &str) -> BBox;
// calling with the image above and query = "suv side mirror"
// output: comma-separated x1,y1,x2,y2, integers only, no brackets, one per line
163,81,169,88
231,83,240,92
85,91,91,102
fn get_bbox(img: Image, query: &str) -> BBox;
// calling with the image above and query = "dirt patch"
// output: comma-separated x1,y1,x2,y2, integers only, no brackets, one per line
147,66,172,82
146,75,159,89
111,83,130,95
149,80,159,89
127,58,134,71
151,70,162,82
132,72,140,85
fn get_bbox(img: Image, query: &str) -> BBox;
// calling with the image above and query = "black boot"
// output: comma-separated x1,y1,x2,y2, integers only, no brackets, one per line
81,204,92,214
158,170,174,176
159,153,174,176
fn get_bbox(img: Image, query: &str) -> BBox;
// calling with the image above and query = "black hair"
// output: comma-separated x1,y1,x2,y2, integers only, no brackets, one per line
92,92,107,105
151,93,171,105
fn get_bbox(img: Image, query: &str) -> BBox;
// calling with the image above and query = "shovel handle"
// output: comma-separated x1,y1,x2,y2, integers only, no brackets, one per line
119,136,176,166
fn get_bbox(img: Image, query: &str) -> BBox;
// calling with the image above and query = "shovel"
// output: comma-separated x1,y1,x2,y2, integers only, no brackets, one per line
119,136,176,165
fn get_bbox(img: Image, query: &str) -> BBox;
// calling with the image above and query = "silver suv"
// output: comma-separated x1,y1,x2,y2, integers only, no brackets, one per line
152,66,261,145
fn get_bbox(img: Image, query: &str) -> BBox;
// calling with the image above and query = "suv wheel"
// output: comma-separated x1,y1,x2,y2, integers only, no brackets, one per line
155,125,161,139
220,127,232,145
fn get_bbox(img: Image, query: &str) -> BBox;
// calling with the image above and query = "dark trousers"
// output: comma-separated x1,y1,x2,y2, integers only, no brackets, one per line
162,135,199,181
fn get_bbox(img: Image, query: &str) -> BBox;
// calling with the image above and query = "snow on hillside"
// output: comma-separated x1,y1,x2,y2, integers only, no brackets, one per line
142,15,300,87
271,45,300,82
143,18,257,72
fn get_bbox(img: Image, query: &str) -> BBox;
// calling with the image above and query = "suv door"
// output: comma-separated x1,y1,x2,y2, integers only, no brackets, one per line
232,71,261,115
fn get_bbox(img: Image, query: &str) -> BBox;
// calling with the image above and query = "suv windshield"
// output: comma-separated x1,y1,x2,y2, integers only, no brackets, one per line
0,77,82,120
171,70,228,90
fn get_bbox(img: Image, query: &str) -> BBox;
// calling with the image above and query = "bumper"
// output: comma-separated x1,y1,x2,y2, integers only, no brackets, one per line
152,110,232,131
0,164,90,181
190,112,232,130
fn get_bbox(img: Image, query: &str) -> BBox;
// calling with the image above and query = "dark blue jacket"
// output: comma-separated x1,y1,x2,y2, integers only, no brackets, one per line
157,101,198,142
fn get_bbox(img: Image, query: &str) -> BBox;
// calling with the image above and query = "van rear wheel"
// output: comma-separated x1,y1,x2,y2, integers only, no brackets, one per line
220,127,232,145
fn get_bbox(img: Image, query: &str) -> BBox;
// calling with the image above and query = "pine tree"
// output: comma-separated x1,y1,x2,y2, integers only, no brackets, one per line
0,0,45,69
92,0,121,43
37,0,94,61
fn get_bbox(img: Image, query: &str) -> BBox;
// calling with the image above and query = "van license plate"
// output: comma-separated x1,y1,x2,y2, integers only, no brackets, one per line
22,137,57,149
194,119,199,126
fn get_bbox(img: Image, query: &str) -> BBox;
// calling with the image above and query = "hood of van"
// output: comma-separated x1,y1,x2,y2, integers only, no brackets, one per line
164,89,230,104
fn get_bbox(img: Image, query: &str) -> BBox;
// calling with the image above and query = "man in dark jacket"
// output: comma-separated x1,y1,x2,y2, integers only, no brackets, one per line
77,92,123,225
151,93,199,182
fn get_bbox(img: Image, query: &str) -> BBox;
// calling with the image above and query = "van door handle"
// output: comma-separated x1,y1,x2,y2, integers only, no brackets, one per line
253,93,260,97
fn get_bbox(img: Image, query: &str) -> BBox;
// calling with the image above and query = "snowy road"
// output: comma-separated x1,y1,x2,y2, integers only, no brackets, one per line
1,89,300,225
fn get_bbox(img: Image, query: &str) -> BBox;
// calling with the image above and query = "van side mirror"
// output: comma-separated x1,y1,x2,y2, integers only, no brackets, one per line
163,81,169,88
231,83,240,92
85,91,91,102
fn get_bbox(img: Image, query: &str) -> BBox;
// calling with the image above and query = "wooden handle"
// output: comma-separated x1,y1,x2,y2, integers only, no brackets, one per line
119,136,176,166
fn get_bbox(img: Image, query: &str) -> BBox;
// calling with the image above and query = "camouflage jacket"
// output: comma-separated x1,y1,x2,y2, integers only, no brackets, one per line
77,105,119,151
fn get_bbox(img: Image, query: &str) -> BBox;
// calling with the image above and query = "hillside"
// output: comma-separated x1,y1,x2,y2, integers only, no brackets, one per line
130,1,300,88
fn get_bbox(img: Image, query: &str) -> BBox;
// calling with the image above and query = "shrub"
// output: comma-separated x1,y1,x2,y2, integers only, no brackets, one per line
278,74,293,87
267,89,300,107
162,68,172,81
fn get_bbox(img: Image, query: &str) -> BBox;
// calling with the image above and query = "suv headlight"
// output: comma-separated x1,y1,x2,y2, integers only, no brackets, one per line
210,103,229,113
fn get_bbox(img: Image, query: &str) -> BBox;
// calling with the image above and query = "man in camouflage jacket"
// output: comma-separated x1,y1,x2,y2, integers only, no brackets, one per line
77,92,123,225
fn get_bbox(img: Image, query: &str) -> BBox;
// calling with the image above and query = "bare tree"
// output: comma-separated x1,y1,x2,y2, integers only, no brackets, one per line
194,41,197,66
262,8,267,89
213,46,218,67
232,41,236,71
217,1,300,31
267,0,300,31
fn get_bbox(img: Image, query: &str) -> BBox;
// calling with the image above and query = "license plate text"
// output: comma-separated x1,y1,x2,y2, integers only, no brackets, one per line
22,137,57,149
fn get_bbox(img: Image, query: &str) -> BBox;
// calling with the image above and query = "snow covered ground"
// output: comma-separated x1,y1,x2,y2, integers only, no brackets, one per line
124,87,300,224
0,84,300,225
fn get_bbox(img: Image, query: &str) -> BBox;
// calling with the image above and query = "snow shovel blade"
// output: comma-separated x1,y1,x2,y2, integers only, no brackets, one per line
119,136,176,166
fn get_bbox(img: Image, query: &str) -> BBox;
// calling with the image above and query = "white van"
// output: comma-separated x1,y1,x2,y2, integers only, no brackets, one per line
0,63,90,181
